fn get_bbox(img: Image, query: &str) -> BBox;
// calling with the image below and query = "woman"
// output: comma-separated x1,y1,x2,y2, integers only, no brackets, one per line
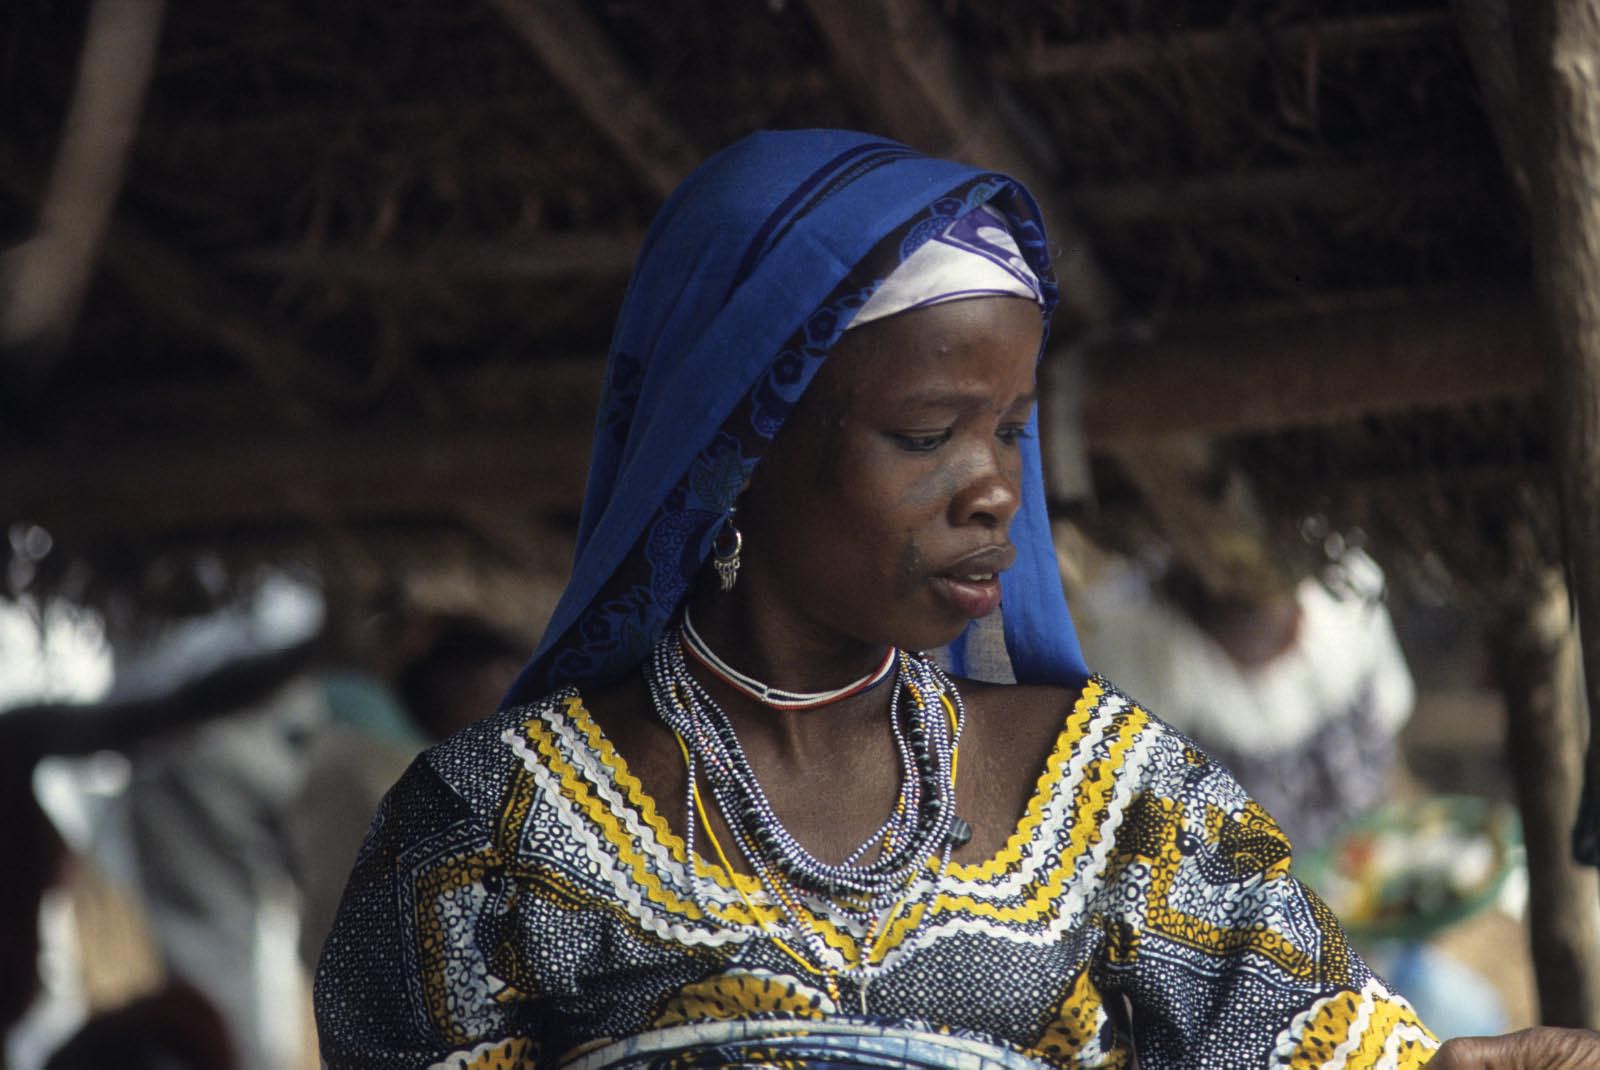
314,130,1598,1069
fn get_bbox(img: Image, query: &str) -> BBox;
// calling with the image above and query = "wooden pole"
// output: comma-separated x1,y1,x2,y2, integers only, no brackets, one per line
1520,0,1600,927
0,0,165,377
1490,572,1600,1027
1451,0,1531,199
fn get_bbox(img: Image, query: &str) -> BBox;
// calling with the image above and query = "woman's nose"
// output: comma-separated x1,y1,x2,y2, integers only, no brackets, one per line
951,448,1022,528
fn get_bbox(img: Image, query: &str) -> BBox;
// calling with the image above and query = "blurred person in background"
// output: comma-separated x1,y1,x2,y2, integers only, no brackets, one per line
1069,546,1413,855
1069,544,1508,1038
1,748,70,1068
43,981,235,1070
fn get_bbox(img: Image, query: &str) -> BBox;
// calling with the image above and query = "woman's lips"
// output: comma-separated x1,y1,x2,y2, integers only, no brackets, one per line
932,545,1014,619
932,572,1004,619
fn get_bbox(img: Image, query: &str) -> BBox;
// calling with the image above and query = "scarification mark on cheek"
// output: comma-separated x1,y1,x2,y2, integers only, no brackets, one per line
895,538,927,594
897,469,945,510
898,450,979,511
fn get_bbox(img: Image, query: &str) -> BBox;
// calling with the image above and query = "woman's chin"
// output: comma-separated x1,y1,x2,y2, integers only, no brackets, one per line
890,615,980,656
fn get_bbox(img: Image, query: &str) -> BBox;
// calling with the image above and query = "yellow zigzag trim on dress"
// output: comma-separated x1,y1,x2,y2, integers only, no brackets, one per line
947,677,1108,884
561,697,763,897
928,696,1149,925
1272,979,1437,1069
528,700,873,960
518,706,737,926
426,1036,534,1070
557,697,889,965
823,682,1138,958
532,682,1123,962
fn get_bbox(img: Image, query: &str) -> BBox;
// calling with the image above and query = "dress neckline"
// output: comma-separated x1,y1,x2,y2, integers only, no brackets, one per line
539,676,1112,885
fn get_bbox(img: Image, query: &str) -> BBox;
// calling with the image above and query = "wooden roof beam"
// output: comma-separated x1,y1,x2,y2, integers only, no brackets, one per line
1453,0,1532,200
4,424,593,536
54,287,1546,442
98,215,323,423
230,230,644,285
166,93,573,140
1073,164,1480,224
147,159,1491,296
2,289,1550,537
489,0,699,199
1084,290,1543,444
1519,0,1600,1019
992,10,1456,80
53,357,607,431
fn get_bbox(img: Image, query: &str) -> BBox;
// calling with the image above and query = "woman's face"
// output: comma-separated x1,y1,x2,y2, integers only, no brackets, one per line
735,295,1043,655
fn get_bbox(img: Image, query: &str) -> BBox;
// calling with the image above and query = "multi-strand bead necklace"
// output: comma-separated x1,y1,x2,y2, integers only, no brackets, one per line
646,622,968,998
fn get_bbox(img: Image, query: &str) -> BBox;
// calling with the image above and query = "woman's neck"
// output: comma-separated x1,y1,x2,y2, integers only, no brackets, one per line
685,585,890,693
680,587,896,757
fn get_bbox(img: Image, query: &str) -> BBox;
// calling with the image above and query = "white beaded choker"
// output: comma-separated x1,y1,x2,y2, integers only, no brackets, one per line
680,606,897,711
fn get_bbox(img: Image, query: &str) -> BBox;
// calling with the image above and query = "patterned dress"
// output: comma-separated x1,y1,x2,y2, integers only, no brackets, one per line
314,677,1438,1070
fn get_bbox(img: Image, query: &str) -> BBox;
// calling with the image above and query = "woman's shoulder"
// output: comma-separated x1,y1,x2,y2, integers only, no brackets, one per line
965,673,1255,803
960,671,1153,744
389,687,585,834
1083,677,1286,843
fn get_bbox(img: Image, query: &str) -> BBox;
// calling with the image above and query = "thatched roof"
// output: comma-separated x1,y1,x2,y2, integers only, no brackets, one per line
1,0,1541,625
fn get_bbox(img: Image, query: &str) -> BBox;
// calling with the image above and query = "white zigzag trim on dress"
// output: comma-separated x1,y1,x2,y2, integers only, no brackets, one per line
513,707,885,957
503,724,749,949
870,712,1158,971
503,689,1163,970
506,707,923,967
527,705,707,894
938,689,1128,900
527,701,879,954
1379,1021,1438,1070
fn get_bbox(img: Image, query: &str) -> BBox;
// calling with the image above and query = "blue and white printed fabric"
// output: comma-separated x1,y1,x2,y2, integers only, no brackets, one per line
561,1017,1053,1070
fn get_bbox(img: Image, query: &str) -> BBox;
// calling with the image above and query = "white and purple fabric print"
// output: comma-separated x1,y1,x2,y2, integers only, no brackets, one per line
849,204,1043,329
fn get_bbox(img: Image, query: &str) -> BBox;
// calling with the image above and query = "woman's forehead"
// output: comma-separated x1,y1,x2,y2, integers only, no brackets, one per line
823,296,1044,395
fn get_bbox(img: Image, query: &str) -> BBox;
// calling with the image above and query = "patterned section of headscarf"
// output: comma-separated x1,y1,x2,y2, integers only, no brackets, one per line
849,205,1043,328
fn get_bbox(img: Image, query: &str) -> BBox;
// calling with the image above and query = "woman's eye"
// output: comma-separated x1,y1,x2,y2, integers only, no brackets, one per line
891,430,952,452
997,423,1030,446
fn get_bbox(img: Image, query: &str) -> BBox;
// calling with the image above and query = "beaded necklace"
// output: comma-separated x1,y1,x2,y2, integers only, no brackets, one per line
647,625,967,997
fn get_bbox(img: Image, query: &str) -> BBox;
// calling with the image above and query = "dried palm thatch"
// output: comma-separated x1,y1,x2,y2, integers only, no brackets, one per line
0,0,1541,630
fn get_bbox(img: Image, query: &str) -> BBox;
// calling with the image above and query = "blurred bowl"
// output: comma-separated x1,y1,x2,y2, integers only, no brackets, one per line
1296,794,1521,943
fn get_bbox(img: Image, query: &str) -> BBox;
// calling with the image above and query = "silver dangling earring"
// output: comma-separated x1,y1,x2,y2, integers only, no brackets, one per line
711,519,742,592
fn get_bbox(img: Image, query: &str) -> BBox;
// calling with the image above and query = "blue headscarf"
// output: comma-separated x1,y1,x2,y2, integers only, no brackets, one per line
503,130,1086,706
